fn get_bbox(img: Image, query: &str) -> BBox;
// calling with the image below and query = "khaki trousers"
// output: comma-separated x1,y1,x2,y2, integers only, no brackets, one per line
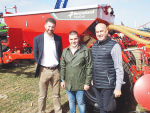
38,66,62,113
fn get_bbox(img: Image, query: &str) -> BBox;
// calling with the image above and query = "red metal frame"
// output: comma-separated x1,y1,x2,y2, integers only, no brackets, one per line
1,5,115,65
5,5,17,14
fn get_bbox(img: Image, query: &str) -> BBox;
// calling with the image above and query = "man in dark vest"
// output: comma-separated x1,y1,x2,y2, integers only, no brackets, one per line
92,23,124,113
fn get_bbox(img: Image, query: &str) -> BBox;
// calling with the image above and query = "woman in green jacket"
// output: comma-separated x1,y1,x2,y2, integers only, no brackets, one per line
60,31,92,113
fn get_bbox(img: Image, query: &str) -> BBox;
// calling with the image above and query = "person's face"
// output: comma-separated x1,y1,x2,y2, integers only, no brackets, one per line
69,34,80,48
45,22,56,35
95,24,108,41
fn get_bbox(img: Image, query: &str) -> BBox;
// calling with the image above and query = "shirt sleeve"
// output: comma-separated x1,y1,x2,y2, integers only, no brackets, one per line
111,43,124,90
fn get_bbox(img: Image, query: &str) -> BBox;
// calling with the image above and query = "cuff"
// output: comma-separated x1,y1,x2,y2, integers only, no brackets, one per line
115,83,122,90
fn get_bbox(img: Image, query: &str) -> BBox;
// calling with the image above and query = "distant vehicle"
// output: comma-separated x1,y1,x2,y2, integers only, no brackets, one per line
0,22,7,40
139,28,150,33
0,12,7,40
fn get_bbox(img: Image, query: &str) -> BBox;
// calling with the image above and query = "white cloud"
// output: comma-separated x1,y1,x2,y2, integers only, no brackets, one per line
0,0,54,23
121,0,143,2
67,0,117,8
0,0,150,28
114,1,150,28
0,0,53,13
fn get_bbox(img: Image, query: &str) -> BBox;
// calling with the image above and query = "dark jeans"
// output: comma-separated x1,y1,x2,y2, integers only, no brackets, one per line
94,88,114,113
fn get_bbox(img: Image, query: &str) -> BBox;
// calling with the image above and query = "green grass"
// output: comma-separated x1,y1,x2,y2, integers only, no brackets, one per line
0,62,146,113
136,104,147,112
0,63,77,113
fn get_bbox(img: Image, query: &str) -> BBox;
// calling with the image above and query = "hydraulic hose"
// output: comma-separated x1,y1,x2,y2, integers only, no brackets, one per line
107,25,150,45
116,25,150,37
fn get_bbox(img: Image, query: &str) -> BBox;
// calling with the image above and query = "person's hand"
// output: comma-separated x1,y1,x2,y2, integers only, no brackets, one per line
114,89,122,98
84,85,90,90
61,81,65,89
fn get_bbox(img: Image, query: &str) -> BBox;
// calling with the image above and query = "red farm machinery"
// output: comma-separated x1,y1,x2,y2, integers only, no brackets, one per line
1,2,150,113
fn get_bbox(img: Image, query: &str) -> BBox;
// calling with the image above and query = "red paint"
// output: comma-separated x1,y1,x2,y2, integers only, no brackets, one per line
4,14,96,48
134,74,150,110
2,5,114,64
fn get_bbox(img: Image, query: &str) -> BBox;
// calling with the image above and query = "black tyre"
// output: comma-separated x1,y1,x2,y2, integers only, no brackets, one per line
85,60,137,113
115,61,137,113
2,45,9,52
129,51,136,65
85,84,99,113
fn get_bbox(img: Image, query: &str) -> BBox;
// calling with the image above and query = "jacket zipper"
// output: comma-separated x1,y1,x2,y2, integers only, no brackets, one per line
105,70,110,84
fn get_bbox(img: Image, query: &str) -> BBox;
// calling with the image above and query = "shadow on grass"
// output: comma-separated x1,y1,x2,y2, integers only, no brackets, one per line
48,101,70,113
0,61,35,78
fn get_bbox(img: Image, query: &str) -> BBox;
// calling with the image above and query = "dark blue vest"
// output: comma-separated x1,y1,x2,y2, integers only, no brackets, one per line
92,36,117,89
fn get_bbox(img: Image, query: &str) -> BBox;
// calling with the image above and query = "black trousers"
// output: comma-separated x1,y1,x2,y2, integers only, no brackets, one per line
94,88,114,113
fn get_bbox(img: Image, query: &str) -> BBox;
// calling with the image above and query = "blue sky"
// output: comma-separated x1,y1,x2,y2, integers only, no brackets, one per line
0,0,150,29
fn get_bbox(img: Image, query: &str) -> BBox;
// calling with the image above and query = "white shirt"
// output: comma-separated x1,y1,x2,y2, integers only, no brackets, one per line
70,45,79,55
40,33,59,67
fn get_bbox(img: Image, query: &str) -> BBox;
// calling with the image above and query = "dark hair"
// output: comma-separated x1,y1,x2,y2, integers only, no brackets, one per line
69,31,79,37
45,18,56,25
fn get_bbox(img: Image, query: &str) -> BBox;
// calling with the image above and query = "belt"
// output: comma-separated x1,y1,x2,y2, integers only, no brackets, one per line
41,65,58,70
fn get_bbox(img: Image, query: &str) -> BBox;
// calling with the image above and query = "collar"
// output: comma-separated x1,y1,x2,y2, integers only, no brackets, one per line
97,36,111,45
70,44,79,49
68,44,81,51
